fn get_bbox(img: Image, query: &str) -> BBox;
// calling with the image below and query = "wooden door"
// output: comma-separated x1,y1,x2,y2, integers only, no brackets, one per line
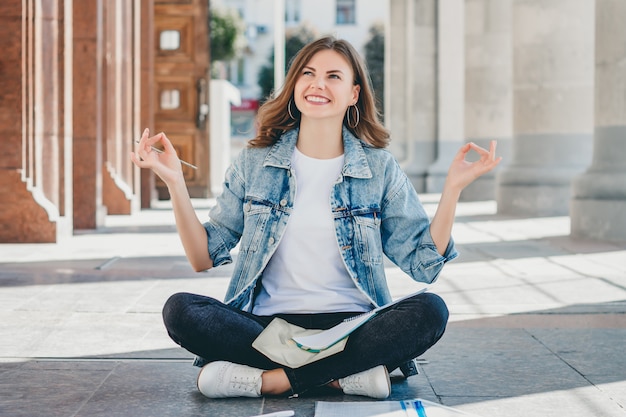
154,0,210,199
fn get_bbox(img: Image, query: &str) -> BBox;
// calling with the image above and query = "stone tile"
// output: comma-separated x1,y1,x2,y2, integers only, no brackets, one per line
16,281,158,313
547,236,626,255
0,361,114,417
477,216,571,242
449,313,626,329
450,223,501,246
421,328,592,398
128,277,230,314
29,312,166,358
0,284,50,311
438,254,626,317
72,362,234,417
1,360,442,417
442,388,626,417
0,311,71,357
550,252,626,281
388,366,438,403
595,380,626,411
0,359,27,374
457,240,571,260
1,199,625,417
528,329,626,380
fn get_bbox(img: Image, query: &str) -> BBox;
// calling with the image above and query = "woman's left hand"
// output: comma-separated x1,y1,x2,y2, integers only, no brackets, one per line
445,140,502,192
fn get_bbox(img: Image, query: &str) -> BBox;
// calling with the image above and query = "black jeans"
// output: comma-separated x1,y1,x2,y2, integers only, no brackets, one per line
162,291,449,395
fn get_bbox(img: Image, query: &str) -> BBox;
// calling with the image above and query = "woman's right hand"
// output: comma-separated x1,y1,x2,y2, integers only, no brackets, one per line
132,128,212,271
130,128,184,186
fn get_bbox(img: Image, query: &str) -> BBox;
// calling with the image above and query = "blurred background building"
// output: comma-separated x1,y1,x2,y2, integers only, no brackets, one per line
1,0,624,244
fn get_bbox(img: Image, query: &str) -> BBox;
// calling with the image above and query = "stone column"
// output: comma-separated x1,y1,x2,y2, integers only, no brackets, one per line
462,0,513,201
101,0,138,215
497,0,594,216
0,0,76,242
426,0,465,192
139,0,155,209
387,0,437,193
0,0,57,242
73,0,106,229
571,0,626,241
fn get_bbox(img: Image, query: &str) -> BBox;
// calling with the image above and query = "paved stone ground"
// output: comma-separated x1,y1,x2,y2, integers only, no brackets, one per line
1,196,625,417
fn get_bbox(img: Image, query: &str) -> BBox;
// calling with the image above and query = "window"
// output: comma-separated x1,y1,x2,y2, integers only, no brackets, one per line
285,0,301,24
159,30,181,50
236,58,245,85
336,0,356,25
160,89,180,110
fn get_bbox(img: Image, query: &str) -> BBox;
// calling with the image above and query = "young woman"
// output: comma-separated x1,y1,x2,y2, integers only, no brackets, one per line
131,36,501,399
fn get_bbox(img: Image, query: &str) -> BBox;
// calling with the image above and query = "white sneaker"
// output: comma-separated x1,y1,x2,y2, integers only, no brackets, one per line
196,361,263,398
338,365,391,399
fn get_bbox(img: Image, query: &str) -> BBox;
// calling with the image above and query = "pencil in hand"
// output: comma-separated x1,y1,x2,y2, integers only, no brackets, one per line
134,140,198,170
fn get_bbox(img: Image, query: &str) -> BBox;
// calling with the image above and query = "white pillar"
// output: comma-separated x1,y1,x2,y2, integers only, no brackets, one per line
387,0,438,193
497,0,595,216
571,0,626,241
426,0,465,192
210,80,241,196
273,0,285,93
462,0,513,201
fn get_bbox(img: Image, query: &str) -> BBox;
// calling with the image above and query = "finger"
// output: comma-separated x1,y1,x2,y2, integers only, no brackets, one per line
139,128,149,144
136,128,151,153
489,140,498,161
468,142,490,156
146,131,164,148
159,132,177,154
130,151,145,168
454,142,472,160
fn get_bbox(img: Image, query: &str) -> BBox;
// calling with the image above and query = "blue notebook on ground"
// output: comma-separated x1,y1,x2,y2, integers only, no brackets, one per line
314,398,477,416
291,288,428,352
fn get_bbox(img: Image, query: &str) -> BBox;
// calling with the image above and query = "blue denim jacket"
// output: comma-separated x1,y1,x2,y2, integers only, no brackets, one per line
204,127,458,312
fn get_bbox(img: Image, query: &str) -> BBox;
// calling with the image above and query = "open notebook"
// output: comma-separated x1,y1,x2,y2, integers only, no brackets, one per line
291,287,428,352
314,399,477,417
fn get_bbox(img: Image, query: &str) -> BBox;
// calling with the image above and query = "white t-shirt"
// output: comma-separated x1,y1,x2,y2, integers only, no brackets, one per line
252,147,372,315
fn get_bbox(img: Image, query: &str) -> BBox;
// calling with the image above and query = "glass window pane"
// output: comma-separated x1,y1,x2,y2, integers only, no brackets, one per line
336,0,356,25
161,89,180,110
286,0,301,23
159,30,181,50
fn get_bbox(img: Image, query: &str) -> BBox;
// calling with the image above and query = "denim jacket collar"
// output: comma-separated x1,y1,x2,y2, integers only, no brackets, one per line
263,126,373,179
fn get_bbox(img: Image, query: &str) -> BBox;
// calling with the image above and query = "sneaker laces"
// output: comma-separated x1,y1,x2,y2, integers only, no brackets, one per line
228,369,261,394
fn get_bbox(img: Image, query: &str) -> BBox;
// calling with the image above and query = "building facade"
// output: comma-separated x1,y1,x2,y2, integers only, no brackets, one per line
0,0,210,242
386,0,625,240
213,0,388,100
1,0,624,243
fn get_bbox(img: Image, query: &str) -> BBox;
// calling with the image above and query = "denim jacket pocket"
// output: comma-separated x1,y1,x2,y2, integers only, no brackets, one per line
353,209,383,264
241,198,273,253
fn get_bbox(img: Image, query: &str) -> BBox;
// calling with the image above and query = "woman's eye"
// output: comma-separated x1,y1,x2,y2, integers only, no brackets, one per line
329,74,341,80
303,70,313,76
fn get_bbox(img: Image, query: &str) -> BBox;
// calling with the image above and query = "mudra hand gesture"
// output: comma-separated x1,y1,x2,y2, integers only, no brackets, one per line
446,141,502,191
130,128,184,186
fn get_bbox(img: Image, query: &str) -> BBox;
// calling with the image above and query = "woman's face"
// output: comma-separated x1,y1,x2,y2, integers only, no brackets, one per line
293,49,360,124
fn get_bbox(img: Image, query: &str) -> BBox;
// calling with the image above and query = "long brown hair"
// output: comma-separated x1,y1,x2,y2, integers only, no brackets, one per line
249,36,390,148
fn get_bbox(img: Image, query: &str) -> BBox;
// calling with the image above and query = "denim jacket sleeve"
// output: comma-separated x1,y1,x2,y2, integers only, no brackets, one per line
202,154,247,268
380,166,458,284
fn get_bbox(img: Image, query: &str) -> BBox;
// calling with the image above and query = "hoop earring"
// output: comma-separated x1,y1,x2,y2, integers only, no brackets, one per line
347,105,360,128
288,98,298,120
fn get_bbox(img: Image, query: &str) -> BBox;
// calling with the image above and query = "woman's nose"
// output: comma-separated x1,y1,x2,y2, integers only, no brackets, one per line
310,76,325,89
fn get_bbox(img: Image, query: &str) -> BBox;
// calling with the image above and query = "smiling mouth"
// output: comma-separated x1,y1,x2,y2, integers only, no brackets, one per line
305,95,330,104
